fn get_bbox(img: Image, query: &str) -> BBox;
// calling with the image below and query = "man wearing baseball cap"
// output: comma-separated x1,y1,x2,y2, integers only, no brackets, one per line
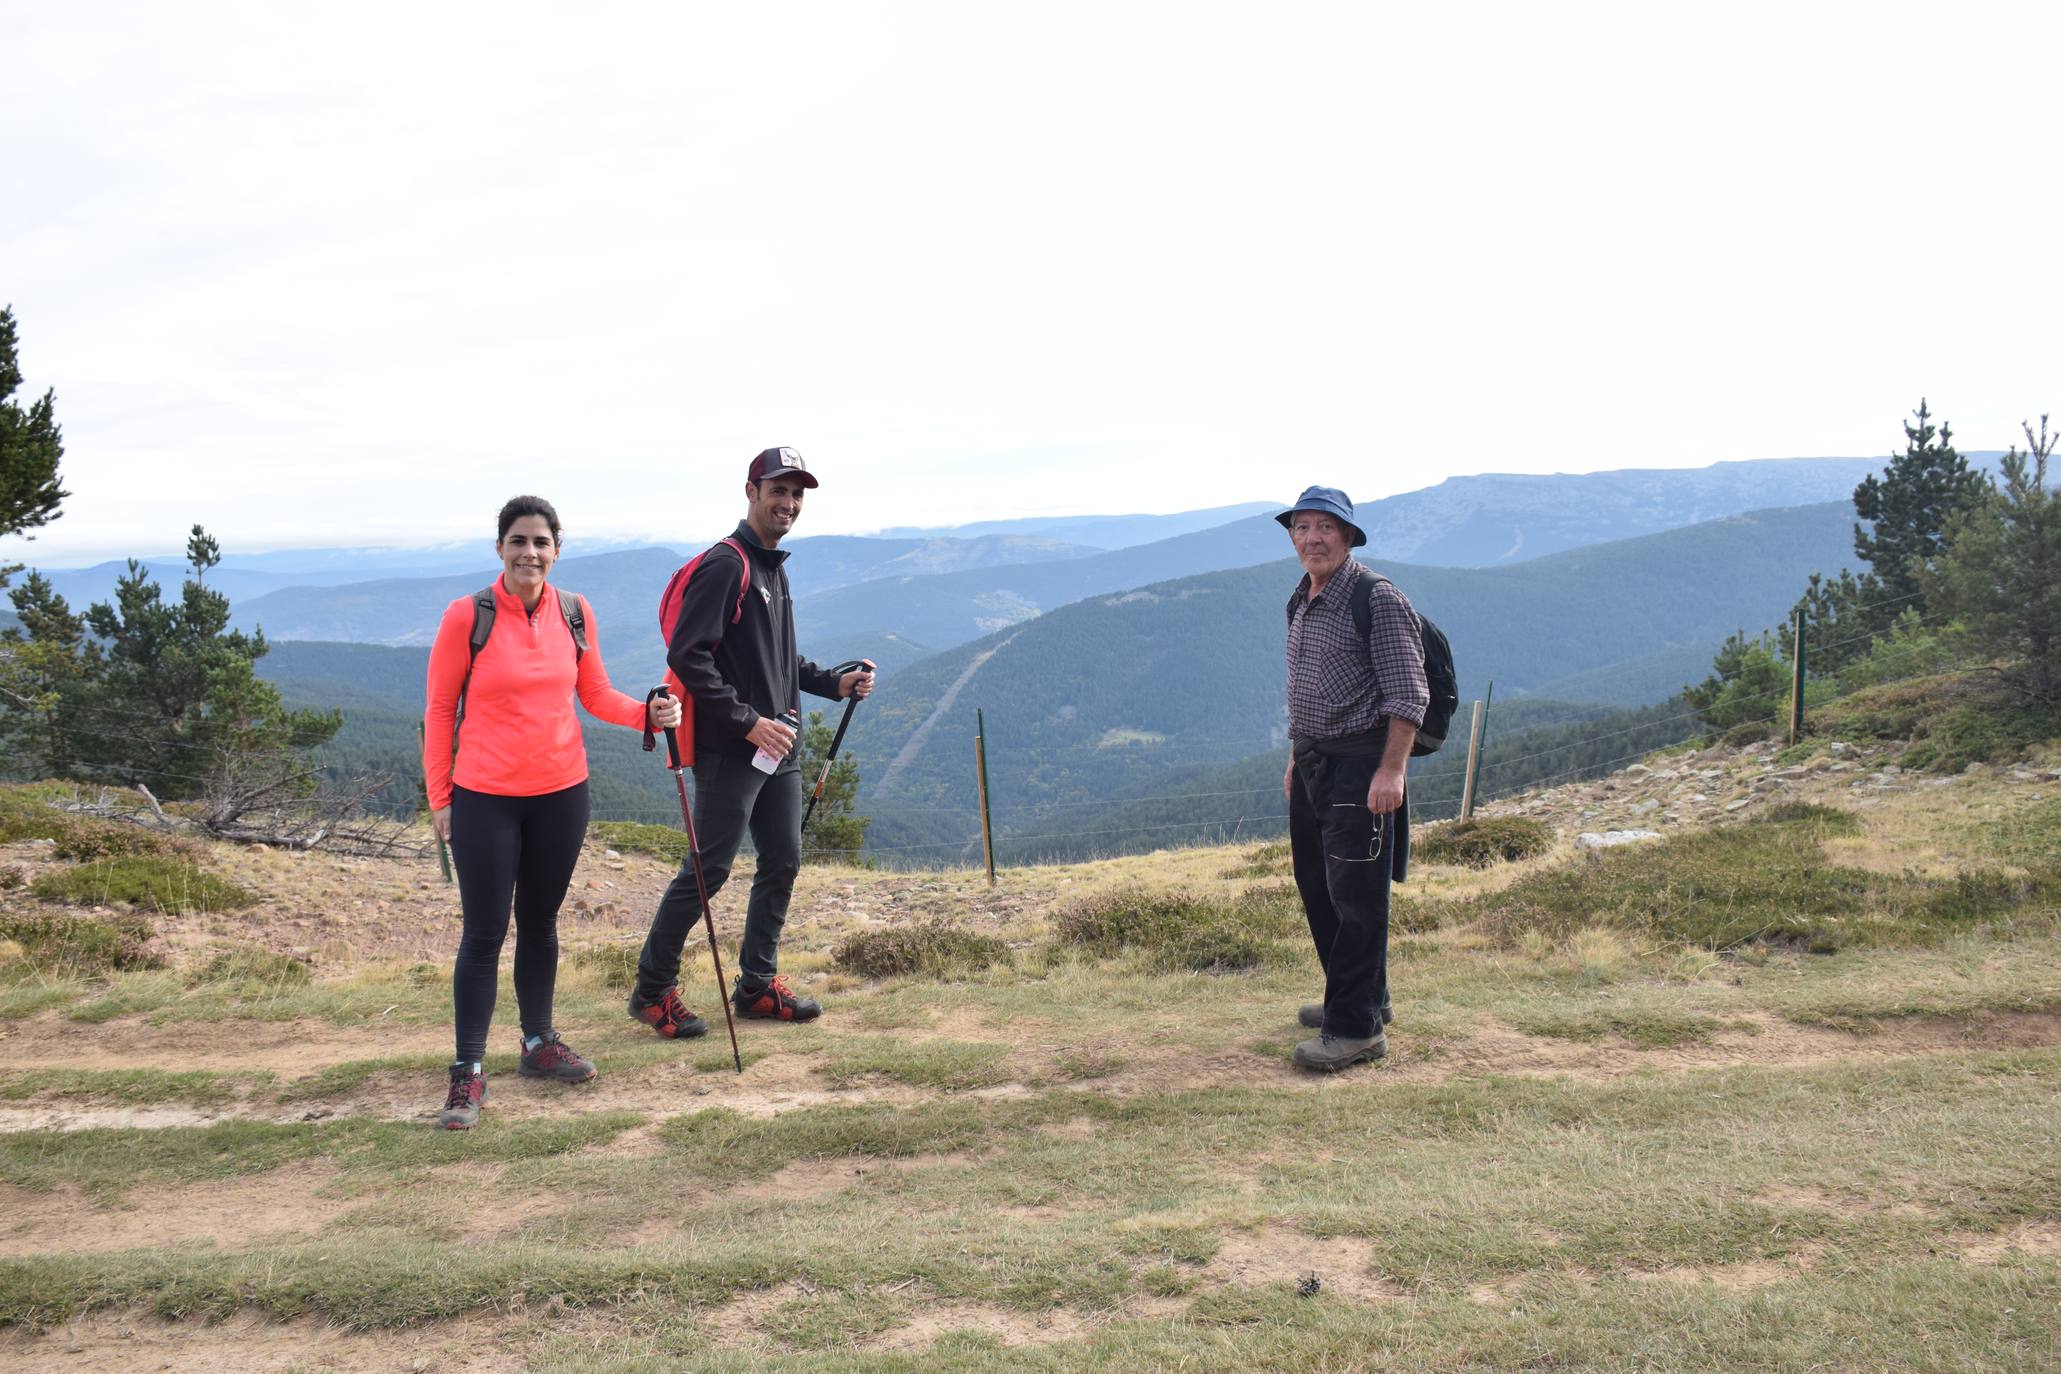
629,447,875,1034
1278,484,1428,1072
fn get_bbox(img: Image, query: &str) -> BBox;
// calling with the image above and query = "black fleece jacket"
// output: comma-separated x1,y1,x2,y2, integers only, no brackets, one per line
668,522,843,760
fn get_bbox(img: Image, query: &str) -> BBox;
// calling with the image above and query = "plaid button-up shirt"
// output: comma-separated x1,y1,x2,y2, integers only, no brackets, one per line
1286,558,1430,742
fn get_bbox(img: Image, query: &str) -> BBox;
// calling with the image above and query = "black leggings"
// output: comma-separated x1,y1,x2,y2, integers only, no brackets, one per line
448,781,589,1063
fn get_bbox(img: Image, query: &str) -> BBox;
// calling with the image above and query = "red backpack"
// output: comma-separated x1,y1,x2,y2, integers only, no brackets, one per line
655,537,751,765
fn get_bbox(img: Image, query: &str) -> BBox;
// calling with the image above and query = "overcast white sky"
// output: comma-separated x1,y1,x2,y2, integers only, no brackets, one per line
4,1,2058,564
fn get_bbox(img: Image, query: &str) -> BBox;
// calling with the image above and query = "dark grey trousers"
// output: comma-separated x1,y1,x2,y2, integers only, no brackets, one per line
634,749,802,1000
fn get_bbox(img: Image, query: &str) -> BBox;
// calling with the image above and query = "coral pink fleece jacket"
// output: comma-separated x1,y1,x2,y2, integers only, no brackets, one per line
422,577,650,810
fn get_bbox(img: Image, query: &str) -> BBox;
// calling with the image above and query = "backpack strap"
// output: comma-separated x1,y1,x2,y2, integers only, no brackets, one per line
718,537,751,624
557,588,587,660
1353,571,1379,649
454,585,499,741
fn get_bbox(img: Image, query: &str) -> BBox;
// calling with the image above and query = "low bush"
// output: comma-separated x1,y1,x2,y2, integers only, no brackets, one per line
1414,816,1554,868
1221,841,1291,879
566,942,640,991
1753,802,1862,835
588,821,688,865
187,945,310,989
1444,806,2060,954
0,911,162,974
833,918,1009,980
31,857,256,914
51,822,184,863
0,866,21,891
1050,886,1289,972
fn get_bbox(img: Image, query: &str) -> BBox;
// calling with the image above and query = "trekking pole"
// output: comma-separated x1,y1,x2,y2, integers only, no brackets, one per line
646,688,743,1073
802,659,874,836
416,721,452,883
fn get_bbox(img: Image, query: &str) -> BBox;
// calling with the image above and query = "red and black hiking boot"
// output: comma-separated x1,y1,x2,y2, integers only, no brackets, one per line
517,1032,597,1083
439,1062,485,1129
628,986,709,1040
732,973,821,1022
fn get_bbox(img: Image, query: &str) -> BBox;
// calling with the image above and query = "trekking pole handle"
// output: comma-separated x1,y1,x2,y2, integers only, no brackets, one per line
645,686,683,769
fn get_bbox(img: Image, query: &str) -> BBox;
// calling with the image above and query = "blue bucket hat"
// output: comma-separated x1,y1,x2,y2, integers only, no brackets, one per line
1275,485,1366,547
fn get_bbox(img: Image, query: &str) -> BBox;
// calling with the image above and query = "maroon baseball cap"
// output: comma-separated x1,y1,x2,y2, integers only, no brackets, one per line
747,446,818,489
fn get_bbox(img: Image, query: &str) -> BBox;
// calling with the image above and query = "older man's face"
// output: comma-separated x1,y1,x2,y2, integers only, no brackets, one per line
1290,512,1350,582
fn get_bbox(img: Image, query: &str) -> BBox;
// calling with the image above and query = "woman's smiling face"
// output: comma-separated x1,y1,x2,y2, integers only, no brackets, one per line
497,514,559,596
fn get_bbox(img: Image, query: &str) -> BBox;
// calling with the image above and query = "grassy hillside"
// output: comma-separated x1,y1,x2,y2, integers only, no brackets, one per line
0,736,2055,1369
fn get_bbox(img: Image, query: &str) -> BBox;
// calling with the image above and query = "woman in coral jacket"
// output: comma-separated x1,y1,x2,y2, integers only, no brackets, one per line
422,495,681,1130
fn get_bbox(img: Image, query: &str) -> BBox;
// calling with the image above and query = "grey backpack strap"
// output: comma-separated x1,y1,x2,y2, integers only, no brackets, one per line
557,589,587,660
453,586,499,742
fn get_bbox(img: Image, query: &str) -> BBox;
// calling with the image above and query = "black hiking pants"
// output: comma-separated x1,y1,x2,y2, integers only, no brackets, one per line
1288,746,1393,1042
635,749,803,1001
447,781,589,1063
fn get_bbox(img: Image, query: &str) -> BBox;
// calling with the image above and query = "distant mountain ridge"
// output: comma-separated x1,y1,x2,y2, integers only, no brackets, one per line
850,502,1860,830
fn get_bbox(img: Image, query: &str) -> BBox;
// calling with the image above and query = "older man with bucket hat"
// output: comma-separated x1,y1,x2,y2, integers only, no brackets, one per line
1278,484,1429,1072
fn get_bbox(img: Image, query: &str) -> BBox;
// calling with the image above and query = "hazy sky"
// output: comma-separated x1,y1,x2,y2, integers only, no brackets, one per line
4,2,2058,564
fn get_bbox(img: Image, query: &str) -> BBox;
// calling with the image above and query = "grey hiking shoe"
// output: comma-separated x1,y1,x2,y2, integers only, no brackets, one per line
440,1062,485,1129
1293,1032,1386,1073
1299,997,1394,1029
518,1032,597,1083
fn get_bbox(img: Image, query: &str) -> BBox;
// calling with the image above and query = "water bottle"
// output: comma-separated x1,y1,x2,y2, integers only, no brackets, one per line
752,708,800,774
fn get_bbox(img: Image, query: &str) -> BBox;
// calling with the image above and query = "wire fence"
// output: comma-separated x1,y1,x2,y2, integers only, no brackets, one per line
2,585,1980,868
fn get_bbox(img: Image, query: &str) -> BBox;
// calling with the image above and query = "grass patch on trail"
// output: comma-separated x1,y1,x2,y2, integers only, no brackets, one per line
0,1066,271,1107
0,1111,644,1201
833,919,1009,980
1051,886,1302,972
1444,805,2061,952
30,856,255,914
1414,815,1554,868
1510,1007,1755,1048
1982,797,2061,868
820,1036,1010,1091
12,1053,2061,1342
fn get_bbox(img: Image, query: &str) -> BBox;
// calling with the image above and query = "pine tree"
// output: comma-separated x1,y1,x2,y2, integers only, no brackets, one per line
1923,417,2061,703
3,526,341,800
0,305,68,586
796,708,871,864
1852,399,1991,603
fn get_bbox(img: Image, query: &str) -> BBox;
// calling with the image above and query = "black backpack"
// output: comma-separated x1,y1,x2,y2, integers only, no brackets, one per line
1291,570,1460,756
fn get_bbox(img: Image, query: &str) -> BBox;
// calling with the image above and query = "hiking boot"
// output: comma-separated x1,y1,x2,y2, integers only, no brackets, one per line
1300,997,1394,1030
517,1032,597,1083
439,1062,485,1129
1292,1032,1387,1073
733,973,820,1022
628,986,709,1040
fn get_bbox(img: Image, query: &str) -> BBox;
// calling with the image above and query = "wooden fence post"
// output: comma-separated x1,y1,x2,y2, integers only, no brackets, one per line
975,708,996,886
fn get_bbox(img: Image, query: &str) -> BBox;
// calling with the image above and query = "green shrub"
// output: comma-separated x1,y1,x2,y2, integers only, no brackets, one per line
588,821,688,865
566,942,640,991
1720,720,1774,748
0,911,161,974
0,866,21,891
833,918,1009,979
1754,802,1861,835
187,944,310,989
1414,816,1554,868
52,822,183,863
1050,886,1285,972
31,857,255,914
1221,841,1291,879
